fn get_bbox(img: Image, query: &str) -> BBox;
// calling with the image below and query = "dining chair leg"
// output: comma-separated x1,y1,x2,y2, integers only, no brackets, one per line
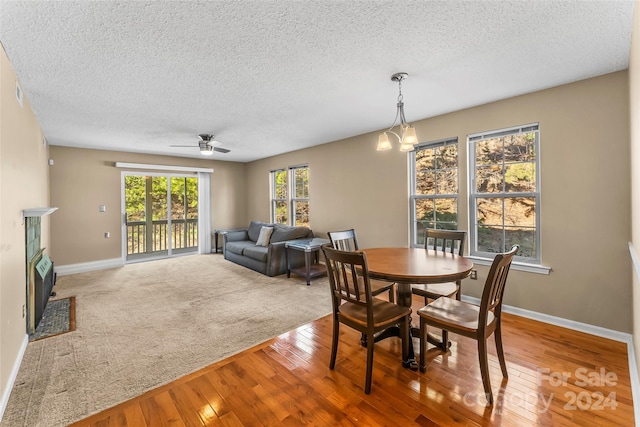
419,317,427,373
478,338,493,404
329,316,339,370
364,333,375,394
495,320,508,378
456,280,462,301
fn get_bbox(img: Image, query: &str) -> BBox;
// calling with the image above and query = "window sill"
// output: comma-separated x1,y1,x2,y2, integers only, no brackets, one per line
467,256,551,275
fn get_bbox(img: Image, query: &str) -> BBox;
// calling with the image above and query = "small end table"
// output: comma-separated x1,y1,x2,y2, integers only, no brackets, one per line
285,238,330,285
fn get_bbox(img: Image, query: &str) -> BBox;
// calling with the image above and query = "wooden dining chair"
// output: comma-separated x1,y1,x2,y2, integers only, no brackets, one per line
411,229,467,303
321,245,411,394
328,229,395,302
417,245,519,404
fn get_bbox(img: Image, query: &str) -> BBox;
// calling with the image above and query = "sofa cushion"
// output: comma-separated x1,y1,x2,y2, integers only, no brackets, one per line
225,241,255,256
243,245,269,262
248,221,272,242
255,226,274,246
270,224,310,243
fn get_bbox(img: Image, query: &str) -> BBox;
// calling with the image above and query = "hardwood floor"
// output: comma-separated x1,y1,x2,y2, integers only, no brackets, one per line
70,296,635,426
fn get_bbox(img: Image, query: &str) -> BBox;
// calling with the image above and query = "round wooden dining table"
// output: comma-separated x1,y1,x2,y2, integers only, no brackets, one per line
362,247,474,369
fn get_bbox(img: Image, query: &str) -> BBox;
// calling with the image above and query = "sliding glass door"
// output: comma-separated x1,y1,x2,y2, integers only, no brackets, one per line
124,174,198,261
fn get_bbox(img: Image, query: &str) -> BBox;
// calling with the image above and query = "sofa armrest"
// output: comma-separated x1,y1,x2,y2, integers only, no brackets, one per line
223,229,249,244
268,241,286,252
265,240,307,276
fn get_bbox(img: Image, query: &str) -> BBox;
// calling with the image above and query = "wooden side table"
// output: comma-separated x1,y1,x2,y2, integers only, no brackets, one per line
285,238,330,285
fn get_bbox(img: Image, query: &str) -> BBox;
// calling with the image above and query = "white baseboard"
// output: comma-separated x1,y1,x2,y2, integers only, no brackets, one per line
55,258,124,276
0,334,28,422
462,295,640,426
462,295,631,342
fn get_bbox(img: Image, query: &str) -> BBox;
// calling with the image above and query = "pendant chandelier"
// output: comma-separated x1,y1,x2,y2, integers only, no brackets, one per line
376,72,419,152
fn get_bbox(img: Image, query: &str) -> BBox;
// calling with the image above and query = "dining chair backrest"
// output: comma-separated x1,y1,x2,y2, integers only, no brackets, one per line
322,245,372,312
479,245,519,321
328,229,359,252
328,229,395,303
424,229,466,256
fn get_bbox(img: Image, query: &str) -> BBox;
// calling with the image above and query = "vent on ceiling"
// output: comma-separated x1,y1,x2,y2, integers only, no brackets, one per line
16,81,23,108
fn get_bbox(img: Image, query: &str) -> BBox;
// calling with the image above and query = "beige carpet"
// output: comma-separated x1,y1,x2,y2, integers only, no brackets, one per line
1,254,332,427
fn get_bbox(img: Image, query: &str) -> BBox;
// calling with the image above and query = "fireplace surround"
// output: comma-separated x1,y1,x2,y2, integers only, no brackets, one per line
23,207,57,334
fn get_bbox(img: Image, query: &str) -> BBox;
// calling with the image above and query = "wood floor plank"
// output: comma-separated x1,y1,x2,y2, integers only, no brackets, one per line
123,405,148,427
168,382,209,426
70,308,635,427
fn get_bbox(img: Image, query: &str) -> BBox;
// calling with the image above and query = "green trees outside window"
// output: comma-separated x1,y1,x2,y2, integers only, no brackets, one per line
271,165,309,227
125,175,198,257
470,124,539,261
272,169,288,224
410,139,459,246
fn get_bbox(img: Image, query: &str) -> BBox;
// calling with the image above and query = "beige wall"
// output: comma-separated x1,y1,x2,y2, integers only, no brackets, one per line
48,147,248,265
0,47,51,408
247,71,632,332
630,0,640,384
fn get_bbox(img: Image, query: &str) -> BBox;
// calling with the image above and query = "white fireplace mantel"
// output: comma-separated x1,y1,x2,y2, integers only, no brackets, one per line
22,207,58,223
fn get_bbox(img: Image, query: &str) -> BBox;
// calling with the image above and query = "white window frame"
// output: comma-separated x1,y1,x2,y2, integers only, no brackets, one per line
409,137,459,248
468,123,548,272
270,168,288,224
270,164,309,226
290,164,309,227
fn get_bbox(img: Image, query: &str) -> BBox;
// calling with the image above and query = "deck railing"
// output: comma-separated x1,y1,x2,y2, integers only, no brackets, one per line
127,218,198,255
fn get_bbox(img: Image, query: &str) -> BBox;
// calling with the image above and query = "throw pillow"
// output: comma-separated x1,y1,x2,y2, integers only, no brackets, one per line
255,226,274,246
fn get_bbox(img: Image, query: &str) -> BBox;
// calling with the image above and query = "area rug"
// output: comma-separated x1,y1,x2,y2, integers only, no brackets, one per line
29,297,76,342
0,254,332,427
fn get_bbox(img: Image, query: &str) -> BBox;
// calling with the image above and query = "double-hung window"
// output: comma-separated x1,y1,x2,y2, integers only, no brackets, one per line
468,124,540,263
271,168,288,224
410,138,459,247
270,165,309,227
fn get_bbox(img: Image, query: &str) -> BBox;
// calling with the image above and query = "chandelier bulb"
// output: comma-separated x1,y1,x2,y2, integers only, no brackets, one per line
377,133,392,151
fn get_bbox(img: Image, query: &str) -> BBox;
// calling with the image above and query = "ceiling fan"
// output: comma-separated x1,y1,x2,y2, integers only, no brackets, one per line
170,134,230,155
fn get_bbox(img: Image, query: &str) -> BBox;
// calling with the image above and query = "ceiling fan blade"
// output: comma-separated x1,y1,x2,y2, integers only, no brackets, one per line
213,147,230,153
169,145,197,147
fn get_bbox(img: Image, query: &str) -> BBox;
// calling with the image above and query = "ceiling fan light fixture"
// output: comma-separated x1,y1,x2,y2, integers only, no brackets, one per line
169,133,231,155
200,144,214,155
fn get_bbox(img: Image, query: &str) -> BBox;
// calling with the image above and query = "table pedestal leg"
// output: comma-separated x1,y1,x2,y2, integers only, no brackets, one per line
365,283,451,370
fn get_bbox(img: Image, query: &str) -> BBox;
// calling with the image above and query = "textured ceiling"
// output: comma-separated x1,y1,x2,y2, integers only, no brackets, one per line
0,1,635,162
